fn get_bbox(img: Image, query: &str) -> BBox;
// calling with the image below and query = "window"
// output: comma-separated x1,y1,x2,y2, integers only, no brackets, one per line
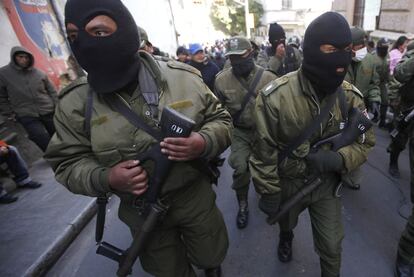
353,0,365,28
282,0,292,10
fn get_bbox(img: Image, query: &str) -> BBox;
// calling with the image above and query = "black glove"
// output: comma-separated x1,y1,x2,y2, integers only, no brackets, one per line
369,101,380,121
306,149,344,173
259,193,281,216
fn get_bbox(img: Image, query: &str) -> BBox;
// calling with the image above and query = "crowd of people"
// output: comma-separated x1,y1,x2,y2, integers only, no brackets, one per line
1,0,414,276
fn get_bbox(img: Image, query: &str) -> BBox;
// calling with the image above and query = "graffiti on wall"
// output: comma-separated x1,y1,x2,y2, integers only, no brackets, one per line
3,0,71,87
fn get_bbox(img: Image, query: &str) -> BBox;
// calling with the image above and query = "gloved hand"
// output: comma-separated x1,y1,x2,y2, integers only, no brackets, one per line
369,101,380,121
259,193,281,216
306,149,344,173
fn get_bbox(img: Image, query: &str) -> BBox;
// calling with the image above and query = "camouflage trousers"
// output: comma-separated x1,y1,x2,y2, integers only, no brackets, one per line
228,127,255,197
398,131,414,263
279,174,344,277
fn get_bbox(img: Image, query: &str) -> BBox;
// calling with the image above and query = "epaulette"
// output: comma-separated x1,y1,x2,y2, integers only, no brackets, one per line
153,55,172,62
261,75,289,96
342,80,363,98
58,77,88,99
215,67,231,78
166,60,202,78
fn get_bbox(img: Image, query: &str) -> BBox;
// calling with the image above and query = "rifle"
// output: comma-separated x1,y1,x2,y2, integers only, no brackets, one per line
96,107,195,277
390,106,414,139
267,107,373,225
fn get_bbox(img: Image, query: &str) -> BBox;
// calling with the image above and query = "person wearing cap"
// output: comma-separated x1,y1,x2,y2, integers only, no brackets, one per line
341,27,380,191
391,44,414,276
138,26,154,54
188,43,220,92
176,46,189,63
257,22,302,76
250,12,374,276
372,37,391,128
214,36,277,229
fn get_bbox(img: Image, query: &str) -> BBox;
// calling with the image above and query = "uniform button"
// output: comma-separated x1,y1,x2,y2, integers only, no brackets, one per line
132,144,136,148
145,111,151,116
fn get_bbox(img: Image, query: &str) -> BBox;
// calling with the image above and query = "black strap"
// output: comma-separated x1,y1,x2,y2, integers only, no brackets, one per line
278,87,341,165
104,93,163,141
232,68,264,124
84,88,94,139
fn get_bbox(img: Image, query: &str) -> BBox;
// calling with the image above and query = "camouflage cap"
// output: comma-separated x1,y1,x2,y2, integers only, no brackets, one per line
225,36,252,57
138,26,151,48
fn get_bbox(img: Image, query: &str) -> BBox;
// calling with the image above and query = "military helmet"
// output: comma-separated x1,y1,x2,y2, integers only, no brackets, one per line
287,35,301,47
377,37,391,48
225,36,252,57
351,27,366,46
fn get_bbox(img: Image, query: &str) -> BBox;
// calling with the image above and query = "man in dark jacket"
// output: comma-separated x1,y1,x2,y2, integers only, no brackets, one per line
0,46,57,151
188,43,220,92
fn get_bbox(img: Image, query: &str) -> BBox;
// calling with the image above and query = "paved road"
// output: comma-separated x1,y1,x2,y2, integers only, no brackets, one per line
47,127,411,277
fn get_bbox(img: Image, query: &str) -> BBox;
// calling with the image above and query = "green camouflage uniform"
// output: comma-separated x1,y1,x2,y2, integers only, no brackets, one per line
343,51,381,187
215,65,277,197
257,45,302,76
249,69,375,276
393,50,414,264
45,51,233,277
345,53,381,105
372,53,390,106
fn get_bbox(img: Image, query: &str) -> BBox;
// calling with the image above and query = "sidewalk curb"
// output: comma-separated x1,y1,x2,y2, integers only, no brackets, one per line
24,199,97,277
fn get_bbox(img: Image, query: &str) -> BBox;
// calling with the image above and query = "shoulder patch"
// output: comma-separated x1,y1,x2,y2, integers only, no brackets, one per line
58,77,88,99
261,76,289,96
342,80,363,98
167,60,202,78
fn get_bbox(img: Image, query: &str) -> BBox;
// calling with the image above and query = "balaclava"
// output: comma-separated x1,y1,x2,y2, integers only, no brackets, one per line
230,52,255,78
302,12,352,95
65,0,140,94
268,23,286,53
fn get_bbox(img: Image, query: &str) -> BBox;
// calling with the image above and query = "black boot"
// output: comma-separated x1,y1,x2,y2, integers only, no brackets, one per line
236,195,249,229
389,151,401,178
278,231,293,263
205,266,222,277
396,254,413,277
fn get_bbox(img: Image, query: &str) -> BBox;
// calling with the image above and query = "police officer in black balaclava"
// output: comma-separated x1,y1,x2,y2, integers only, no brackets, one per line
65,0,140,94
257,22,302,76
56,1,232,277
250,11,374,277
301,12,352,98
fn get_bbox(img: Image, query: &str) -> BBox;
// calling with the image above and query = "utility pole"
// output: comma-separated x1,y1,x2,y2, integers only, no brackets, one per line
245,0,250,38
234,0,250,38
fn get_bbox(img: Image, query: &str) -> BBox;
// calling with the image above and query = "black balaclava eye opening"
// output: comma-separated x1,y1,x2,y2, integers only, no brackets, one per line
302,12,352,96
65,0,140,94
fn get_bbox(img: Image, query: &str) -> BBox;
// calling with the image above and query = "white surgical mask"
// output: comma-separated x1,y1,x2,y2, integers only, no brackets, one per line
353,47,368,62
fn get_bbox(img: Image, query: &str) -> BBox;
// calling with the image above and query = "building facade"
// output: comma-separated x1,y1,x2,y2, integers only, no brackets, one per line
331,0,414,40
257,0,332,44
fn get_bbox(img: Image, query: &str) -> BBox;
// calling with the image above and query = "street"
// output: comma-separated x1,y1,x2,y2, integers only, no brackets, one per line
47,127,411,277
